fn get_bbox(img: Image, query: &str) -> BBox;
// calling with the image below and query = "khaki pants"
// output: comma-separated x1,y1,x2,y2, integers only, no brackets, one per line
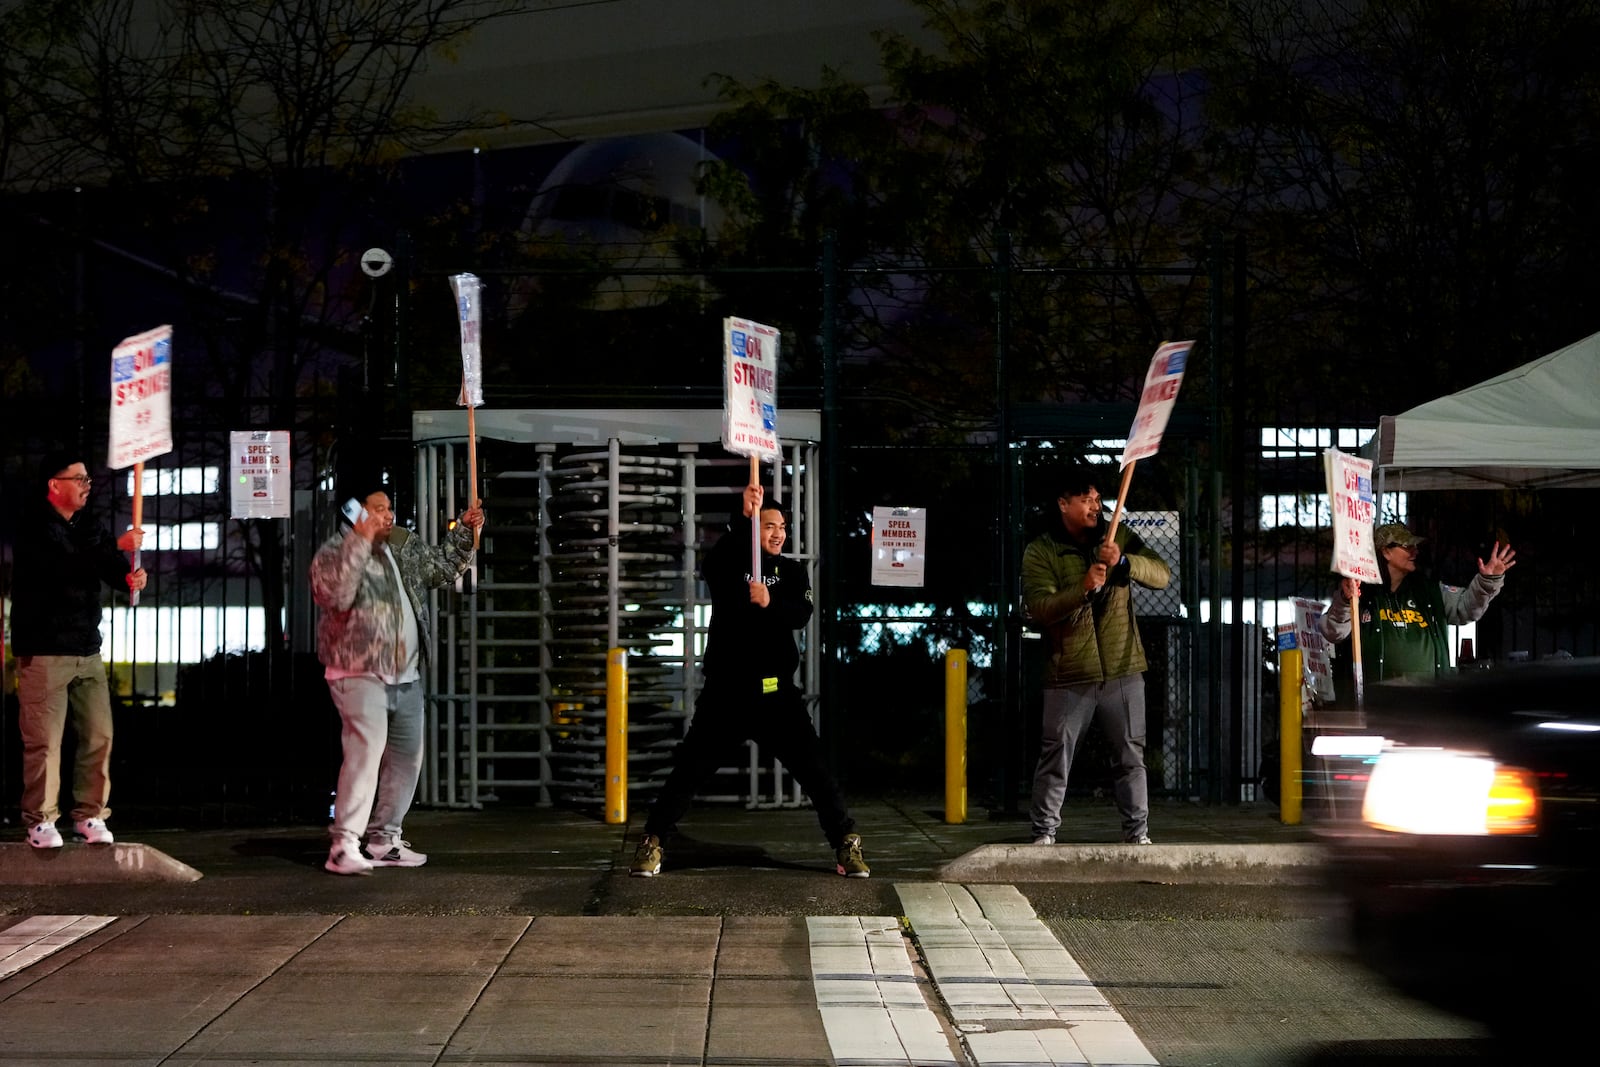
17,654,114,827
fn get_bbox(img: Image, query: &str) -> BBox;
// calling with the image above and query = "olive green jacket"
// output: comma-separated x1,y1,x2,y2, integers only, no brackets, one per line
1021,522,1171,687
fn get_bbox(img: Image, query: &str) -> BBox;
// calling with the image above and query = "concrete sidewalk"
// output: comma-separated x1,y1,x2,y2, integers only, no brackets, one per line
0,799,1339,1066
0,795,1323,895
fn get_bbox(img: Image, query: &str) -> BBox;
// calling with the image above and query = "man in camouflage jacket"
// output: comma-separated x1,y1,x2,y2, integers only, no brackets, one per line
310,480,483,875
1022,466,1170,847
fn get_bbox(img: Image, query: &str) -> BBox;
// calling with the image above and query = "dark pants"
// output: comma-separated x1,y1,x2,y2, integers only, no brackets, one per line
1029,674,1149,841
643,680,856,848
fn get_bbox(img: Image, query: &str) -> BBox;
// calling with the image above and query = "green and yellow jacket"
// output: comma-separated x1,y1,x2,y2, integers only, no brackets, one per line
1320,569,1504,681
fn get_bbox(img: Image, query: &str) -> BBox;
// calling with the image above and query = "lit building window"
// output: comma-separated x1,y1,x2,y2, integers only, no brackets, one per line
1260,493,1332,530
122,466,221,496
1258,493,1407,532
144,523,222,551
105,605,269,662
1256,427,1406,530
1257,426,1373,459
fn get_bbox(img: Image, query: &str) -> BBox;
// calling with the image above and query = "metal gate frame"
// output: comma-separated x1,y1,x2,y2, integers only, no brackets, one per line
413,407,821,810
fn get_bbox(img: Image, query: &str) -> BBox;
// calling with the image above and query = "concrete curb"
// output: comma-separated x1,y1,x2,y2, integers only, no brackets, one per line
937,843,1328,885
0,843,203,885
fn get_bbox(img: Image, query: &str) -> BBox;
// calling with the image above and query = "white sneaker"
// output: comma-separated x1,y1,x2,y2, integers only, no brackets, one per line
27,822,63,849
364,837,427,867
325,843,373,875
1031,833,1055,845
74,818,114,845
1130,834,1153,845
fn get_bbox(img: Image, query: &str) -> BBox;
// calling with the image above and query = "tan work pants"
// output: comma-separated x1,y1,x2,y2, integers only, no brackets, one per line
17,654,114,827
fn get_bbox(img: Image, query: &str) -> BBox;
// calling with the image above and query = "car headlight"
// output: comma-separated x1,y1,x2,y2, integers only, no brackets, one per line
1361,749,1540,836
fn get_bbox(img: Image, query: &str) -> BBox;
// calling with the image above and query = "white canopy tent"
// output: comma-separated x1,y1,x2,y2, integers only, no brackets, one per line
1370,329,1600,491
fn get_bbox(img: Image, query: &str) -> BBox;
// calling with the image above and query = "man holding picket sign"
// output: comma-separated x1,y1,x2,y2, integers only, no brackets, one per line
12,325,167,849
630,317,869,879
1022,340,1189,847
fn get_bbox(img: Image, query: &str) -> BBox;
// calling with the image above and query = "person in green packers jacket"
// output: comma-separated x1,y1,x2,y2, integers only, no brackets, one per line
1320,522,1516,682
1022,466,1171,847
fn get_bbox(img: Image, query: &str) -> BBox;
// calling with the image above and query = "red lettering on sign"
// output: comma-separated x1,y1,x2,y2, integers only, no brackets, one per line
1139,378,1180,405
732,363,775,392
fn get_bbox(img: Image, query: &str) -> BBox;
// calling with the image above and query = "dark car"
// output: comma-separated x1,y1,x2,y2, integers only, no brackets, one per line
1319,659,1600,1042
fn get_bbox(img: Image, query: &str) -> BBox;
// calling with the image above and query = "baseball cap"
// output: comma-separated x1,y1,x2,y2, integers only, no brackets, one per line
1374,522,1424,549
40,448,86,485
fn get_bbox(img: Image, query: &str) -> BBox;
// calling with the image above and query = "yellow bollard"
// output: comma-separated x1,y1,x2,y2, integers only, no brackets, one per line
606,648,628,825
945,649,968,824
1278,646,1304,825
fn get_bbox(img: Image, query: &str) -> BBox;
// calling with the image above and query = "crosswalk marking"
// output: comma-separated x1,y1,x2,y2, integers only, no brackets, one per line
0,915,117,981
808,915,965,1067
897,883,1159,1066
7,900,1157,1066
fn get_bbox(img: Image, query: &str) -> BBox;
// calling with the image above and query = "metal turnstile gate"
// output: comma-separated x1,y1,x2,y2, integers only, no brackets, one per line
413,408,821,811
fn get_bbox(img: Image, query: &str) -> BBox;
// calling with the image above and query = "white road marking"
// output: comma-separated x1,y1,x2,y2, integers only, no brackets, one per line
897,883,1160,1066
808,914,965,1067
0,915,117,981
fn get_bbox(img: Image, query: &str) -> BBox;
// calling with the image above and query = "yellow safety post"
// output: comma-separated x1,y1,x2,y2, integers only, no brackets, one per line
605,648,628,825
944,649,968,824
1279,645,1304,825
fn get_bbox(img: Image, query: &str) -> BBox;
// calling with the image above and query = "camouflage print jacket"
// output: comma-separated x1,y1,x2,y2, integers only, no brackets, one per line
310,522,475,677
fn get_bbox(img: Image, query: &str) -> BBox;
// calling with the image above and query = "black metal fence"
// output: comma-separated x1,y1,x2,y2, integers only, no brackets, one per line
5,237,1592,826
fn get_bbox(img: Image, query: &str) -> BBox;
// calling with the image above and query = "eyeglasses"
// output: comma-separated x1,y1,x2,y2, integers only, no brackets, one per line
52,474,92,485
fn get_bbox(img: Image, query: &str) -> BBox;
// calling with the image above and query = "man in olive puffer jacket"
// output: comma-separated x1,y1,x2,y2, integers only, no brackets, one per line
1022,466,1170,846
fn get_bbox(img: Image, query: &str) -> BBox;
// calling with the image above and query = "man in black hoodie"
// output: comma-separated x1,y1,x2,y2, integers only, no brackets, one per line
11,450,146,849
630,484,867,878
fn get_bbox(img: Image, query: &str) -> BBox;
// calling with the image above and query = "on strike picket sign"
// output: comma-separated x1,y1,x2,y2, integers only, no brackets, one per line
1324,447,1379,582
451,272,484,408
722,317,780,462
1120,340,1194,466
1103,340,1193,546
109,325,174,469
1292,596,1338,702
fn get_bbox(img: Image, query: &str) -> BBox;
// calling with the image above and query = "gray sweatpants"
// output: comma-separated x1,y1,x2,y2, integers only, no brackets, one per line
326,676,425,849
1029,674,1149,841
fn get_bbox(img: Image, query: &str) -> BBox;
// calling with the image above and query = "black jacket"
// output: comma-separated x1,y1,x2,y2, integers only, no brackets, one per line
699,515,813,687
11,501,132,657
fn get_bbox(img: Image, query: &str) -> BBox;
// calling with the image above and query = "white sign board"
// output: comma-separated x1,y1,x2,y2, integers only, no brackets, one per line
450,273,484,407
1120,339,1194,466
1292,597,1338,703
871,506,927,587
722,317,780,461
1324,447,1380,583
108,325,174,469
230,430,292,519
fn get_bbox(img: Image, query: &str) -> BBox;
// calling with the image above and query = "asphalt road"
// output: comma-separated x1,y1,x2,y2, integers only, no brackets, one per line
0,798,1527,1065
